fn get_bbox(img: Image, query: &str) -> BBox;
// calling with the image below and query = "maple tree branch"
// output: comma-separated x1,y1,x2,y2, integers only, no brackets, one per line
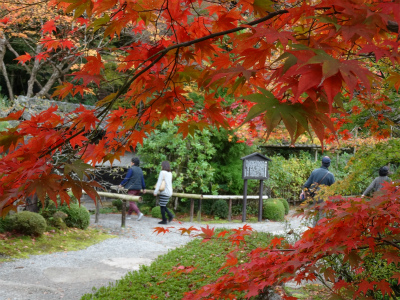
96,9,289,124
380,239,400,250
0,0,49,17
4,39,52,98
387,21,399,34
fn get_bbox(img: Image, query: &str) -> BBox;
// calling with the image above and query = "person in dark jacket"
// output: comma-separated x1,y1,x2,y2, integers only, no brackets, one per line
303,156,335,191
302,156,335,226
361,166,391,197
119,157,145,221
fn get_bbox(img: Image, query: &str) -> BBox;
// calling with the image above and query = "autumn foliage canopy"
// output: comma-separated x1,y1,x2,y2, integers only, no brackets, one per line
0,0,400,298
0,0,399,212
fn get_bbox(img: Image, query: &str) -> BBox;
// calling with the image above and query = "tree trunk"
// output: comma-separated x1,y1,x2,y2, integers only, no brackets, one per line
36,66,61,98
5,39,52,98
26,44,43,98
25,193,39,213
0,38,14,102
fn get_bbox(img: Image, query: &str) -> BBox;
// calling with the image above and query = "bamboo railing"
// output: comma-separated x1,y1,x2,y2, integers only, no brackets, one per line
87,187,269,227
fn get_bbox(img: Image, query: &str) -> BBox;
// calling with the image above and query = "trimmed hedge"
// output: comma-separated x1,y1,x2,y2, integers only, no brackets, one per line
263,199,285,221
59,203,90,230
9,211,47,236
276,198,290,215
151,206,162,219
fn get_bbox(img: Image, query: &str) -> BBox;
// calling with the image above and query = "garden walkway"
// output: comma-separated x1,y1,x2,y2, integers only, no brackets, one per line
0,211,308,300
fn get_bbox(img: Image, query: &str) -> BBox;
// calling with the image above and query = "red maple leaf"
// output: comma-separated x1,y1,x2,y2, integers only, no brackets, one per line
41,20,57,34
14,52,32,65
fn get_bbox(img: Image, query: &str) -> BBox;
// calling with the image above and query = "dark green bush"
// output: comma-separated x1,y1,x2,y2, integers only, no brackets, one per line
9,211,47,236
39,200,58,220
211,199,229,219
199,200,213,215
151,206,162,219
263,199,285,221
59,203,90,230
276,198,290,215
0,215,12,233
112,199,123,211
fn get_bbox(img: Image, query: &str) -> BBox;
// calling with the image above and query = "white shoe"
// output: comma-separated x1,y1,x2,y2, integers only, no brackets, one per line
137,213,143,221
126,216,132,220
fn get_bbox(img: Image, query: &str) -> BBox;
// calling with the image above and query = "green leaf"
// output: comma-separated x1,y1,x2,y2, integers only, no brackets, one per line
90,14,111,32
275,52,297,75
316,15,341,31
64,159,94,180
242,87,313,143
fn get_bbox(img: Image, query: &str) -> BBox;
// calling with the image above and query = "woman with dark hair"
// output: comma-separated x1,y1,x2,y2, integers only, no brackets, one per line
154,160,174,224
361,166,391,197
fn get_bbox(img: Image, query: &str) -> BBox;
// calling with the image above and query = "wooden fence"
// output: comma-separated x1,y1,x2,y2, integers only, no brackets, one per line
86,187,269,227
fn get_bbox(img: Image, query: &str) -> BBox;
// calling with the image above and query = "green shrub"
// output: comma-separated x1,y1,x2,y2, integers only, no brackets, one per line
0,215,12,233
139,205,151,215
112,199,123,211
199,200,213,215
151,206,162,219
39,200,58,220
211,199,229,219
59,203,90,230
263,199,285,221
9,211,47,236
276,198,289,215
47,211,68,229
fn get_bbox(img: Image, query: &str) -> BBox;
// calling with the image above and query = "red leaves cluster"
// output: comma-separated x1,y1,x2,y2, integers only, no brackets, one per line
185,182,400,299
2,0,400,223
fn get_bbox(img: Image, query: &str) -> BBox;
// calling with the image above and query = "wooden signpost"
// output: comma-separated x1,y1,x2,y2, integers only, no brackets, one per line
241,153,271,222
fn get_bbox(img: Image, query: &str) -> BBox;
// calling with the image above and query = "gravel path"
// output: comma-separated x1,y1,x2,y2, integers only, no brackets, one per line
0,212,307,300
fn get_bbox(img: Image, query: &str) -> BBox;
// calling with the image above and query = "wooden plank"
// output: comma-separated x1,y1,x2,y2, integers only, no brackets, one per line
202,195,269,200
84,190,142,202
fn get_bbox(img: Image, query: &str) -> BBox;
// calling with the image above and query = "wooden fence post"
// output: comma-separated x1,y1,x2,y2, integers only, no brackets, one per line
197,198,202,222
242,179,248,222
121,200,126,227
95,198,100,223
258,180,263,222
190,199,194,222
228,198,232,222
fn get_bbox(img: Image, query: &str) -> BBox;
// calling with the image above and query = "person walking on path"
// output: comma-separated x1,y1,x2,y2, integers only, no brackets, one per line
119,157,145,221
302,156,335,225
361,166,391,197
154,160,174,225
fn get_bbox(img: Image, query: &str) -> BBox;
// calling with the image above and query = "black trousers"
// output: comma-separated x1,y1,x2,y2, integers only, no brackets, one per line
160,205,173,221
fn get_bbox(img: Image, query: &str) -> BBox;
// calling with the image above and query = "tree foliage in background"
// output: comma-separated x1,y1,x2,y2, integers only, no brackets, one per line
137,120,217,196
1,0,400,214
265,151,353,200
321,139,400,197
209,128,257,195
